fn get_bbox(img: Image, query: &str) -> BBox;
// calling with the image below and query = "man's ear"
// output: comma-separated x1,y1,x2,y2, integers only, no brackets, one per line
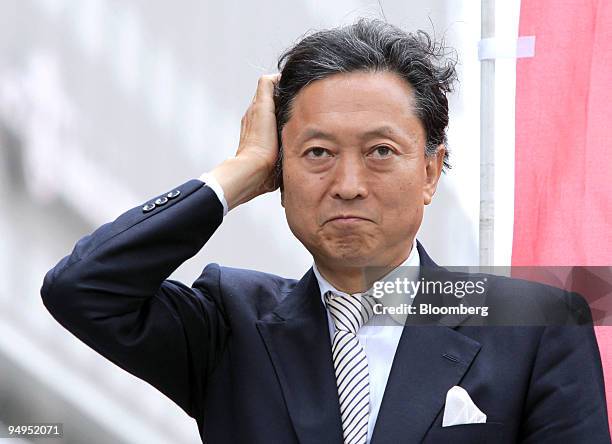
423,144,445,205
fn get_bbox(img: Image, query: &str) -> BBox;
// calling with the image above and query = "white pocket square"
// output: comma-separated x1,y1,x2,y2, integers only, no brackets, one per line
442,386,487,427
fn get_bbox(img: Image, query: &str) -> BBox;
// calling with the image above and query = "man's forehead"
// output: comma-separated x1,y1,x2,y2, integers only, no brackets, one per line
291,123,424,147
300,124,402,138
301,125,398,139
283,71,425,144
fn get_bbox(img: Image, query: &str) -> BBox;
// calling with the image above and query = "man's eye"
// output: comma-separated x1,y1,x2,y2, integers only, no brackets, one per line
370,145,394,158
306,147,331,158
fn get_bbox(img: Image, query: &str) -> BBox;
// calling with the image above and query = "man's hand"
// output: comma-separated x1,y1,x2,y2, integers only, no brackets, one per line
202,74,281,211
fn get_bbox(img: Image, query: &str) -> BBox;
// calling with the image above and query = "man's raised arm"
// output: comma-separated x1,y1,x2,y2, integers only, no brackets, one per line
40,74,281,419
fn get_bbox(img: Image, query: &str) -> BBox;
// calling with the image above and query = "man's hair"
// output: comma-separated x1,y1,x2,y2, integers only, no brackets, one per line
273,18,457,188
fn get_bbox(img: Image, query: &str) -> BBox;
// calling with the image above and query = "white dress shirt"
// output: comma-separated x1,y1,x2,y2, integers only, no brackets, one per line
313,242,419,444
198,174,229,216
198,176,420,443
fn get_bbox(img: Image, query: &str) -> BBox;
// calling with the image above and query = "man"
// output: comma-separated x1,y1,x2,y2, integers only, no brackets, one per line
41,19,609,443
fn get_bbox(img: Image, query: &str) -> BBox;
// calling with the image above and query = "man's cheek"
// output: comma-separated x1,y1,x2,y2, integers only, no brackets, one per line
381,193,413,213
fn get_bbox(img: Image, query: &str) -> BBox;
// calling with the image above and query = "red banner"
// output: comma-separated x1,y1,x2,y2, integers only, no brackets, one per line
515,0,612,429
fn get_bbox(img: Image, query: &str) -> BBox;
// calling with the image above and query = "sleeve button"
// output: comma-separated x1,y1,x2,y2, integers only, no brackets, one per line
154,196,169,206
142,203,156,212
166,189,181,199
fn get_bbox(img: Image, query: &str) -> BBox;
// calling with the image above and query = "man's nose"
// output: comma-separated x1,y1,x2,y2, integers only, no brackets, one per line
330,154,369,200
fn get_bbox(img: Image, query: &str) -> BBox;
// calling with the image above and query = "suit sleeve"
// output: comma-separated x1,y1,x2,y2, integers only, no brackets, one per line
40,179,228,419
520,291,611,443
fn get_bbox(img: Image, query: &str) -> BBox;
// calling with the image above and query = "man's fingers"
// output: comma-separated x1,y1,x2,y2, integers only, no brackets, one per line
253,73,280,104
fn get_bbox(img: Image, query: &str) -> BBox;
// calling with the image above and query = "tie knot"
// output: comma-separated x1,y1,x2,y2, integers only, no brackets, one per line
324,291,375,334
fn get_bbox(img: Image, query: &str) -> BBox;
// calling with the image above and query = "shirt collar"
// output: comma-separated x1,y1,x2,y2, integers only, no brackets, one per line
312,238,420,306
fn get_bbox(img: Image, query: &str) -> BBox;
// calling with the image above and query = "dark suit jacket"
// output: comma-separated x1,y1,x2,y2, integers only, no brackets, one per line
41,179,610,443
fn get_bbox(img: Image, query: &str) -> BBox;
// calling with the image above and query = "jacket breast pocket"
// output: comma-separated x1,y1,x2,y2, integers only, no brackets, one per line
422,421,507,444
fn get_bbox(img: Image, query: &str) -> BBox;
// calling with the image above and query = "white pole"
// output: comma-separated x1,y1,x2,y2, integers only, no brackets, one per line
480,0,495,266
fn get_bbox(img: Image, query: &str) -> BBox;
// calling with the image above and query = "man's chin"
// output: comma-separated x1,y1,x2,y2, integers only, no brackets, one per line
322,246,377,268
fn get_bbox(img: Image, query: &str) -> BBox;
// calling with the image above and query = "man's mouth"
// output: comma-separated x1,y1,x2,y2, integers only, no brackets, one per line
326,215,371,225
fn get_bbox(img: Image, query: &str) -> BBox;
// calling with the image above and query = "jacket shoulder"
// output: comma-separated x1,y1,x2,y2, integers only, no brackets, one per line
483,273,593,325
193,263,300,316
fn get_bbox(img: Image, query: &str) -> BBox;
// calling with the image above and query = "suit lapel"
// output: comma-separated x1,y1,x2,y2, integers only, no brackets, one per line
256,269,343,444
369,325,482,443
370,241,483,443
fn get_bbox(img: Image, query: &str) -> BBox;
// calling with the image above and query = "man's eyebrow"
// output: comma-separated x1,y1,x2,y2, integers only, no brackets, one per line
298,128,339,143
298,125,406,142
360,125,401,139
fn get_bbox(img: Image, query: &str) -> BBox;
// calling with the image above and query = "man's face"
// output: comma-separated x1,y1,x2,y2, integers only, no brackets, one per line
281,71,444,270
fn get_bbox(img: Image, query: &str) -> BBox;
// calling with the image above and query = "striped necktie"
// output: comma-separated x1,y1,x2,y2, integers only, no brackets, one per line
324,290,376,444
